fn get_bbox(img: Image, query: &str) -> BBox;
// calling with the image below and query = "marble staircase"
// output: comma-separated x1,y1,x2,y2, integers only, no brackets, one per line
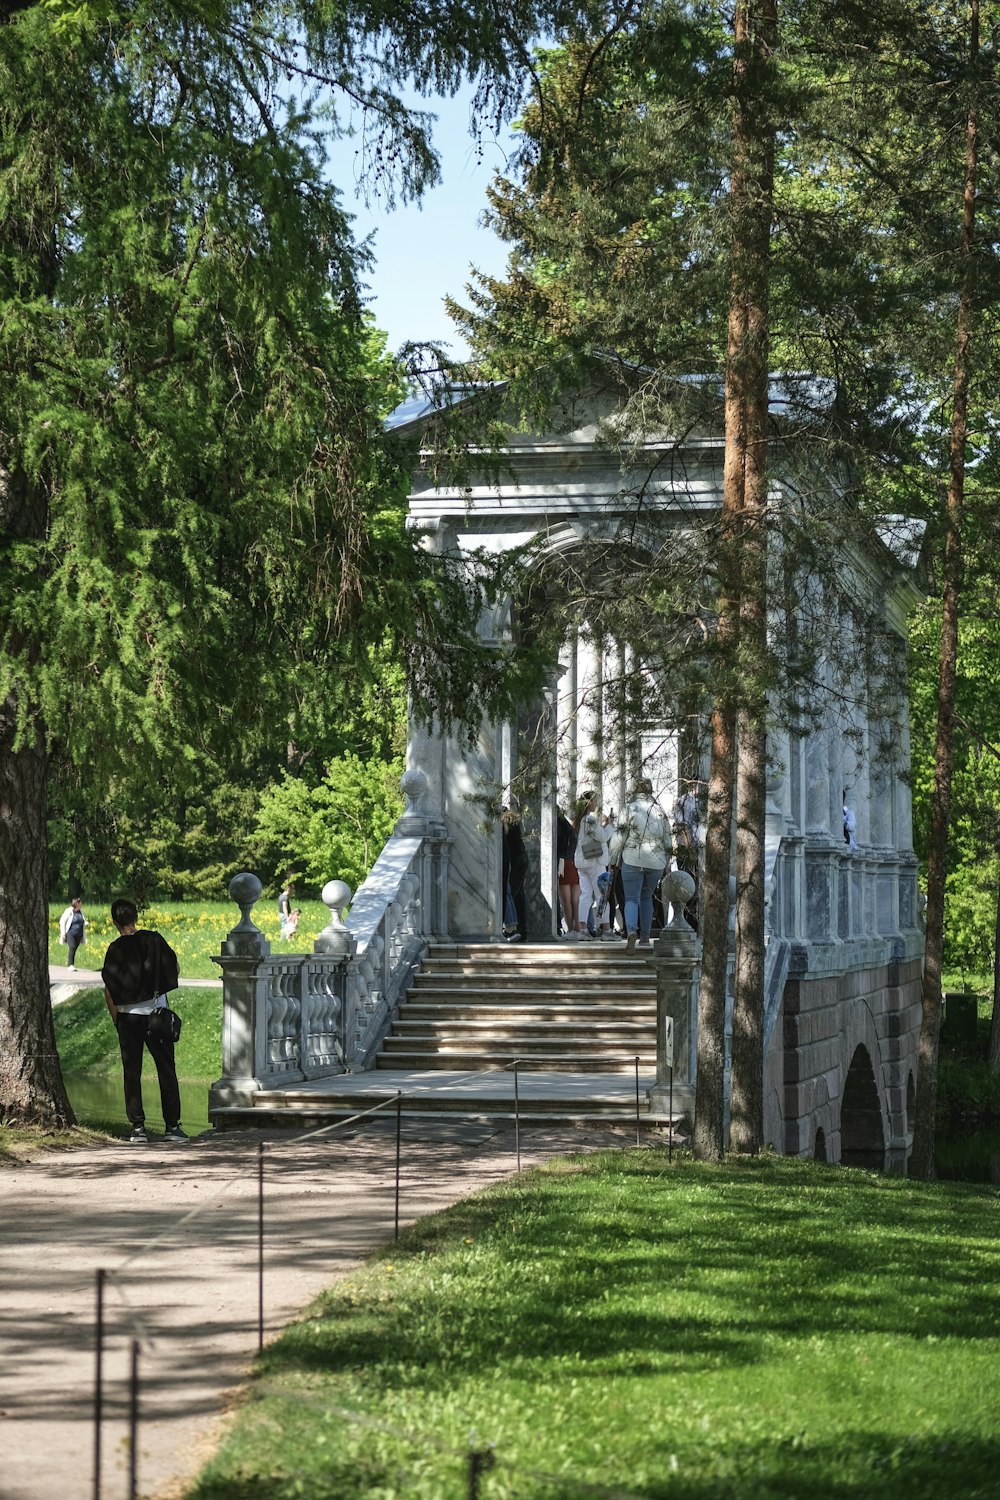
378,942,658,1074
212,942,664,1130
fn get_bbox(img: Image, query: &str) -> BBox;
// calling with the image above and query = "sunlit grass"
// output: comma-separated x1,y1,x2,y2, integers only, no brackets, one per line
188,1151,1000,1500
54,986,223,1079
48,898,332,979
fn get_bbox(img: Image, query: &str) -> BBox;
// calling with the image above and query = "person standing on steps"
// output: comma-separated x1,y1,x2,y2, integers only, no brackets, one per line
58,896,87,971
574,790,610,939
101,899,187,1145
556,806,581,939
502,808,529,942
610,778,673,953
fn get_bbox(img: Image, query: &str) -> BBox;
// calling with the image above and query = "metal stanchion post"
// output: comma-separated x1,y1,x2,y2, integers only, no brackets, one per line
127,1338,139,1500
257,1141,265,1353
93,1267,105,1500
669,1063,674,1163
467,1447,495,1498
635,1055,640,1146
514,1061,520,1173
395,1091,402,1241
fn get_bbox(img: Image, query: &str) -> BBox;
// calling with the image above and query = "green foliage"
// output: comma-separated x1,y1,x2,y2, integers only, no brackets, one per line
252,753,404,890
53,984,223,1078
190,1152,1000,1500
909,578,1000,975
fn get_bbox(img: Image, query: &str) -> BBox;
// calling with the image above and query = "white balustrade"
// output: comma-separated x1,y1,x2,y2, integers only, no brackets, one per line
209,770,452,1112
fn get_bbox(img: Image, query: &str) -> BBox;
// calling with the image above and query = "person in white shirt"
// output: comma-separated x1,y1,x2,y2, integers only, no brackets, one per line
58,897,87,971
610,779,673,952
574,791,611,939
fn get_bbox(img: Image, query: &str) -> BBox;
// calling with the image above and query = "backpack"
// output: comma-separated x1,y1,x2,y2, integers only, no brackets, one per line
580,816,605,861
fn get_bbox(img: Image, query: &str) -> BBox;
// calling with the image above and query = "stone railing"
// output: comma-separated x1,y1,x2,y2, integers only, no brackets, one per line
209,769,451,1112
341,768,450,1069
209,873,357,1111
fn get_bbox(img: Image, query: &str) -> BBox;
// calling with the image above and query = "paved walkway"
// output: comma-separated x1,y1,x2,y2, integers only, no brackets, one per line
50,964,221,1007
0,1117,632,1500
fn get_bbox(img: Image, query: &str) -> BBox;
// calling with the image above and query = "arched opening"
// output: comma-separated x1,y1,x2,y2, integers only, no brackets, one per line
814,1127,827,1162
840,1044,886,1170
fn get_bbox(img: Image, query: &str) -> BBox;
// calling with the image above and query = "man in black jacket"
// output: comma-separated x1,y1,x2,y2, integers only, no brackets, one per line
102,898,187,1145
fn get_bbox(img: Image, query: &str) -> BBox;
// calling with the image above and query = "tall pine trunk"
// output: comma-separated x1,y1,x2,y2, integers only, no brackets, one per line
911,0,978,1179
694,0,775,1160
694,695,737,1160
730,0,776,1156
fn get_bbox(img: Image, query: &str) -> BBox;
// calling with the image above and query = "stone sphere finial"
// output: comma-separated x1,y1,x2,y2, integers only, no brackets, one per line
664,868,696,929
221,871,270,957
395,765,433,835
315,879,355,958
229,872,263,933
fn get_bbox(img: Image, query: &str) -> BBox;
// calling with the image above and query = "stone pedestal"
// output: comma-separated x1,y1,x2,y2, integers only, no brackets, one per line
646,872,700,1121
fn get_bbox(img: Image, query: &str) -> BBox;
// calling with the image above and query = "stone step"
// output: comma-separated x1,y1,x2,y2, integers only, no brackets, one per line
213,1100,675,1128
383,1029,653,1051
418,955,653,973
398,1008,656,1032
412,971,654,985
389,1008,656,1032
401,990,653,1014
376,1049,655,1073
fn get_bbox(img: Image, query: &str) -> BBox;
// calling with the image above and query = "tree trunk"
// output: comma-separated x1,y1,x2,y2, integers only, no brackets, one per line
990,851,1000,1075
693,698,737,1160
911,0,978,1179
0,717,74,1126
729,0,776,1157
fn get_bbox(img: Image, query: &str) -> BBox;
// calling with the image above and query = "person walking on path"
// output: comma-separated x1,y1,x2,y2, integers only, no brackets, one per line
278,879,295,939
102,898,187,1144
58,896,87,970
610,779,673,953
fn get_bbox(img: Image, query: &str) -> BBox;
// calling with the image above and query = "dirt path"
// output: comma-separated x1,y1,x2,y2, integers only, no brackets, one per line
0,1119,629,1500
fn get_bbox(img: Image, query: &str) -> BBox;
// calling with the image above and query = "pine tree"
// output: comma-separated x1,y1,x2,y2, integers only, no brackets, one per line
0,0,575,1126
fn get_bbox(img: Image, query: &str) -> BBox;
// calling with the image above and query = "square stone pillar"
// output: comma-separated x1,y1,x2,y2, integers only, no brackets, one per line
646,873,701,1121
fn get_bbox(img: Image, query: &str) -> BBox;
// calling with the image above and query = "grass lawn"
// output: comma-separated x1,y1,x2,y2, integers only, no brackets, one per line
48,898,333,980
188,1151,1000,1500
54,985,223,1079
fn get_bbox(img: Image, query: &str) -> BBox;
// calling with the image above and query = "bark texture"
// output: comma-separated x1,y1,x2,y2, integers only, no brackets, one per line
729,0,775,1156
0,721,74,1126
911,0,978,1179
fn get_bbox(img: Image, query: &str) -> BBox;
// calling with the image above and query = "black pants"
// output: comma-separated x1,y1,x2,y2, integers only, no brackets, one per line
115,1012,181,1129
67,934,83,965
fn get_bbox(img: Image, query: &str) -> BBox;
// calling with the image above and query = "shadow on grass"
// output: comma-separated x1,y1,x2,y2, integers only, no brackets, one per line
188,1423,1000,1499
256,1154,1000,1394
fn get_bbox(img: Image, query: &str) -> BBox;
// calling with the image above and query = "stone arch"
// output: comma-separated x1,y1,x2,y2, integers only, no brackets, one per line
840,1043,887,1169
814,1127,828,1162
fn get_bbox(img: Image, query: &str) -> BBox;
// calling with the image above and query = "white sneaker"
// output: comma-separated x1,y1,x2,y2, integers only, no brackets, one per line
565,930,581,942
68,965,76,972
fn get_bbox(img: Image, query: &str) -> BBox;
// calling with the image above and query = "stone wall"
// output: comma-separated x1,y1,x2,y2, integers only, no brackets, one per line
765,955,922,1171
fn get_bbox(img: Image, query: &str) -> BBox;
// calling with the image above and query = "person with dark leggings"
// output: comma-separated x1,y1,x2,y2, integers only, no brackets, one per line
102,898,187,1145
58,896,87,970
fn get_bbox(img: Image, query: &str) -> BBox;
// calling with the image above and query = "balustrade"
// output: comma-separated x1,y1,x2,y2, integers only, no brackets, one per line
209,770,451,1114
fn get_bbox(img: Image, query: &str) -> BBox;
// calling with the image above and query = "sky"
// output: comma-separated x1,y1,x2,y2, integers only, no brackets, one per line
334,87,517,358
